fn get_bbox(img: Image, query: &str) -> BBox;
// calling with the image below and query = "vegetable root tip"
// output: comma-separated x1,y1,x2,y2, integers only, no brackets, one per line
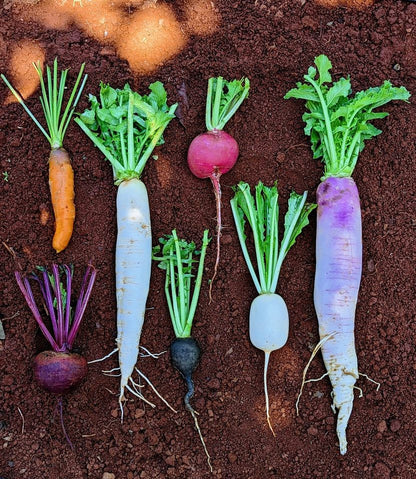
267,414,276,437
263,352,276,436
185,394,213,473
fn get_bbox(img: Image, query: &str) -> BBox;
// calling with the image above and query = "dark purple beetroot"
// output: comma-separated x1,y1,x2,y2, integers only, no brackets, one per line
34,351,88,395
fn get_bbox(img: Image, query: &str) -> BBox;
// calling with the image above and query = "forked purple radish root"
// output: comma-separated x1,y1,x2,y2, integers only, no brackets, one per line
15,263,96,448
285,54,410,454
187,76,249,300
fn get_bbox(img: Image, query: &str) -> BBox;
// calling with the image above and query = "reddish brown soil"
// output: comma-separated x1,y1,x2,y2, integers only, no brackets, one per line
1,1,416,478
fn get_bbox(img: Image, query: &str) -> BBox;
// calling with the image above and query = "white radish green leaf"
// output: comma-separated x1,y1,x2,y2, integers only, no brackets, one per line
231,182,315,294
76,82,177,182
285,54,410,179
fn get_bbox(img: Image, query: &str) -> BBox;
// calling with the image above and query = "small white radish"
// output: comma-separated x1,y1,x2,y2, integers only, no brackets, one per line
76,82,177,413
250,293,289,432
231,182,315,433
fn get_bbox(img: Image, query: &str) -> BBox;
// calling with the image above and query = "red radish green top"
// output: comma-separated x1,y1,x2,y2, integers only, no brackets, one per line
284,55,410,180
15,264,96,353
205,76,250,131
187,76,249,299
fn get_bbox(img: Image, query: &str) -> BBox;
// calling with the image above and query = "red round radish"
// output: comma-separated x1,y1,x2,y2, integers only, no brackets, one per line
187,129,238,178
188,76,250,300
34,351,88,394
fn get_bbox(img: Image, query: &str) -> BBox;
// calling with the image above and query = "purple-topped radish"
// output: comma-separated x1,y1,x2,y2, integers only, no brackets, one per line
285,55,410,454
15,263,96,445
188,76,249,298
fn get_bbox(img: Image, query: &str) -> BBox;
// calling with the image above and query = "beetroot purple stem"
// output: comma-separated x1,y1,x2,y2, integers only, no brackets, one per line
15,264,97,353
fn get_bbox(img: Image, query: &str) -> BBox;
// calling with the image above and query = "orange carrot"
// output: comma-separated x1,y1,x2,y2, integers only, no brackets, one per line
49,148,75,253
1,59,87,252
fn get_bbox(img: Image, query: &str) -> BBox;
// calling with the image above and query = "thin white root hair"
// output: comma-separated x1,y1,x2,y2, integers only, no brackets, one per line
354,386,363,398
17,406,25,434
126,383,156,408
103,373,121,377
303,372,328,384
263,352,275,436
296,334,335,416
138,346,166,359
104,387,117,395
88,348,118,364
359,372,381,391
135,368,177,413
102,367,121,374
188,406,213,473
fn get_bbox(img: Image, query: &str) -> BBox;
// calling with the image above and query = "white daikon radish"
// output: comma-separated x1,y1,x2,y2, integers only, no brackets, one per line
76,82,177,415
231,181,315,433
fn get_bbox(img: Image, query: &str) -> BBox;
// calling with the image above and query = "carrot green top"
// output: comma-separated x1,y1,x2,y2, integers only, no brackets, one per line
284,55,410,180
1,59,87,149
75,82,177,184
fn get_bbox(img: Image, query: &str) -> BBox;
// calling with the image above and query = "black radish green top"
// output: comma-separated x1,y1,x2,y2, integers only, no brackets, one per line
153,230,210,338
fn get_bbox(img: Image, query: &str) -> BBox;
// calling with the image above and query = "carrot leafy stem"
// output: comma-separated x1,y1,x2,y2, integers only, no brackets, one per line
284,54,410,179
1,59,87,149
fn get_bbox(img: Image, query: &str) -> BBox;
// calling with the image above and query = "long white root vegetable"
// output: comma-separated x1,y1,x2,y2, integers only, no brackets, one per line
116,178,151,404
76,82,177,413
285,54,409,454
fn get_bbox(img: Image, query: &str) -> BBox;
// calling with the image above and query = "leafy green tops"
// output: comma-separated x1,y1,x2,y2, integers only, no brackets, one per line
285,55,410,179
231,182,316,295
76,82,177,184
153,230,210,339
205,76,250,131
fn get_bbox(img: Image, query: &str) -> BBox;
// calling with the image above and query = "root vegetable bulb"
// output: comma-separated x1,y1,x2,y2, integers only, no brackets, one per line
285,54,410,454
187,76,249,299
34,351,87,394
15,264,96,446
231,182,316,434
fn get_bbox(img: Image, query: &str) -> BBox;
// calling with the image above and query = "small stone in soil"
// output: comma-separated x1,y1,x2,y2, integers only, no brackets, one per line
207,378,220,389
373,462,391,479
389,419,401,432
165,455,175,466
307,426,318,436
377,420,388,433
